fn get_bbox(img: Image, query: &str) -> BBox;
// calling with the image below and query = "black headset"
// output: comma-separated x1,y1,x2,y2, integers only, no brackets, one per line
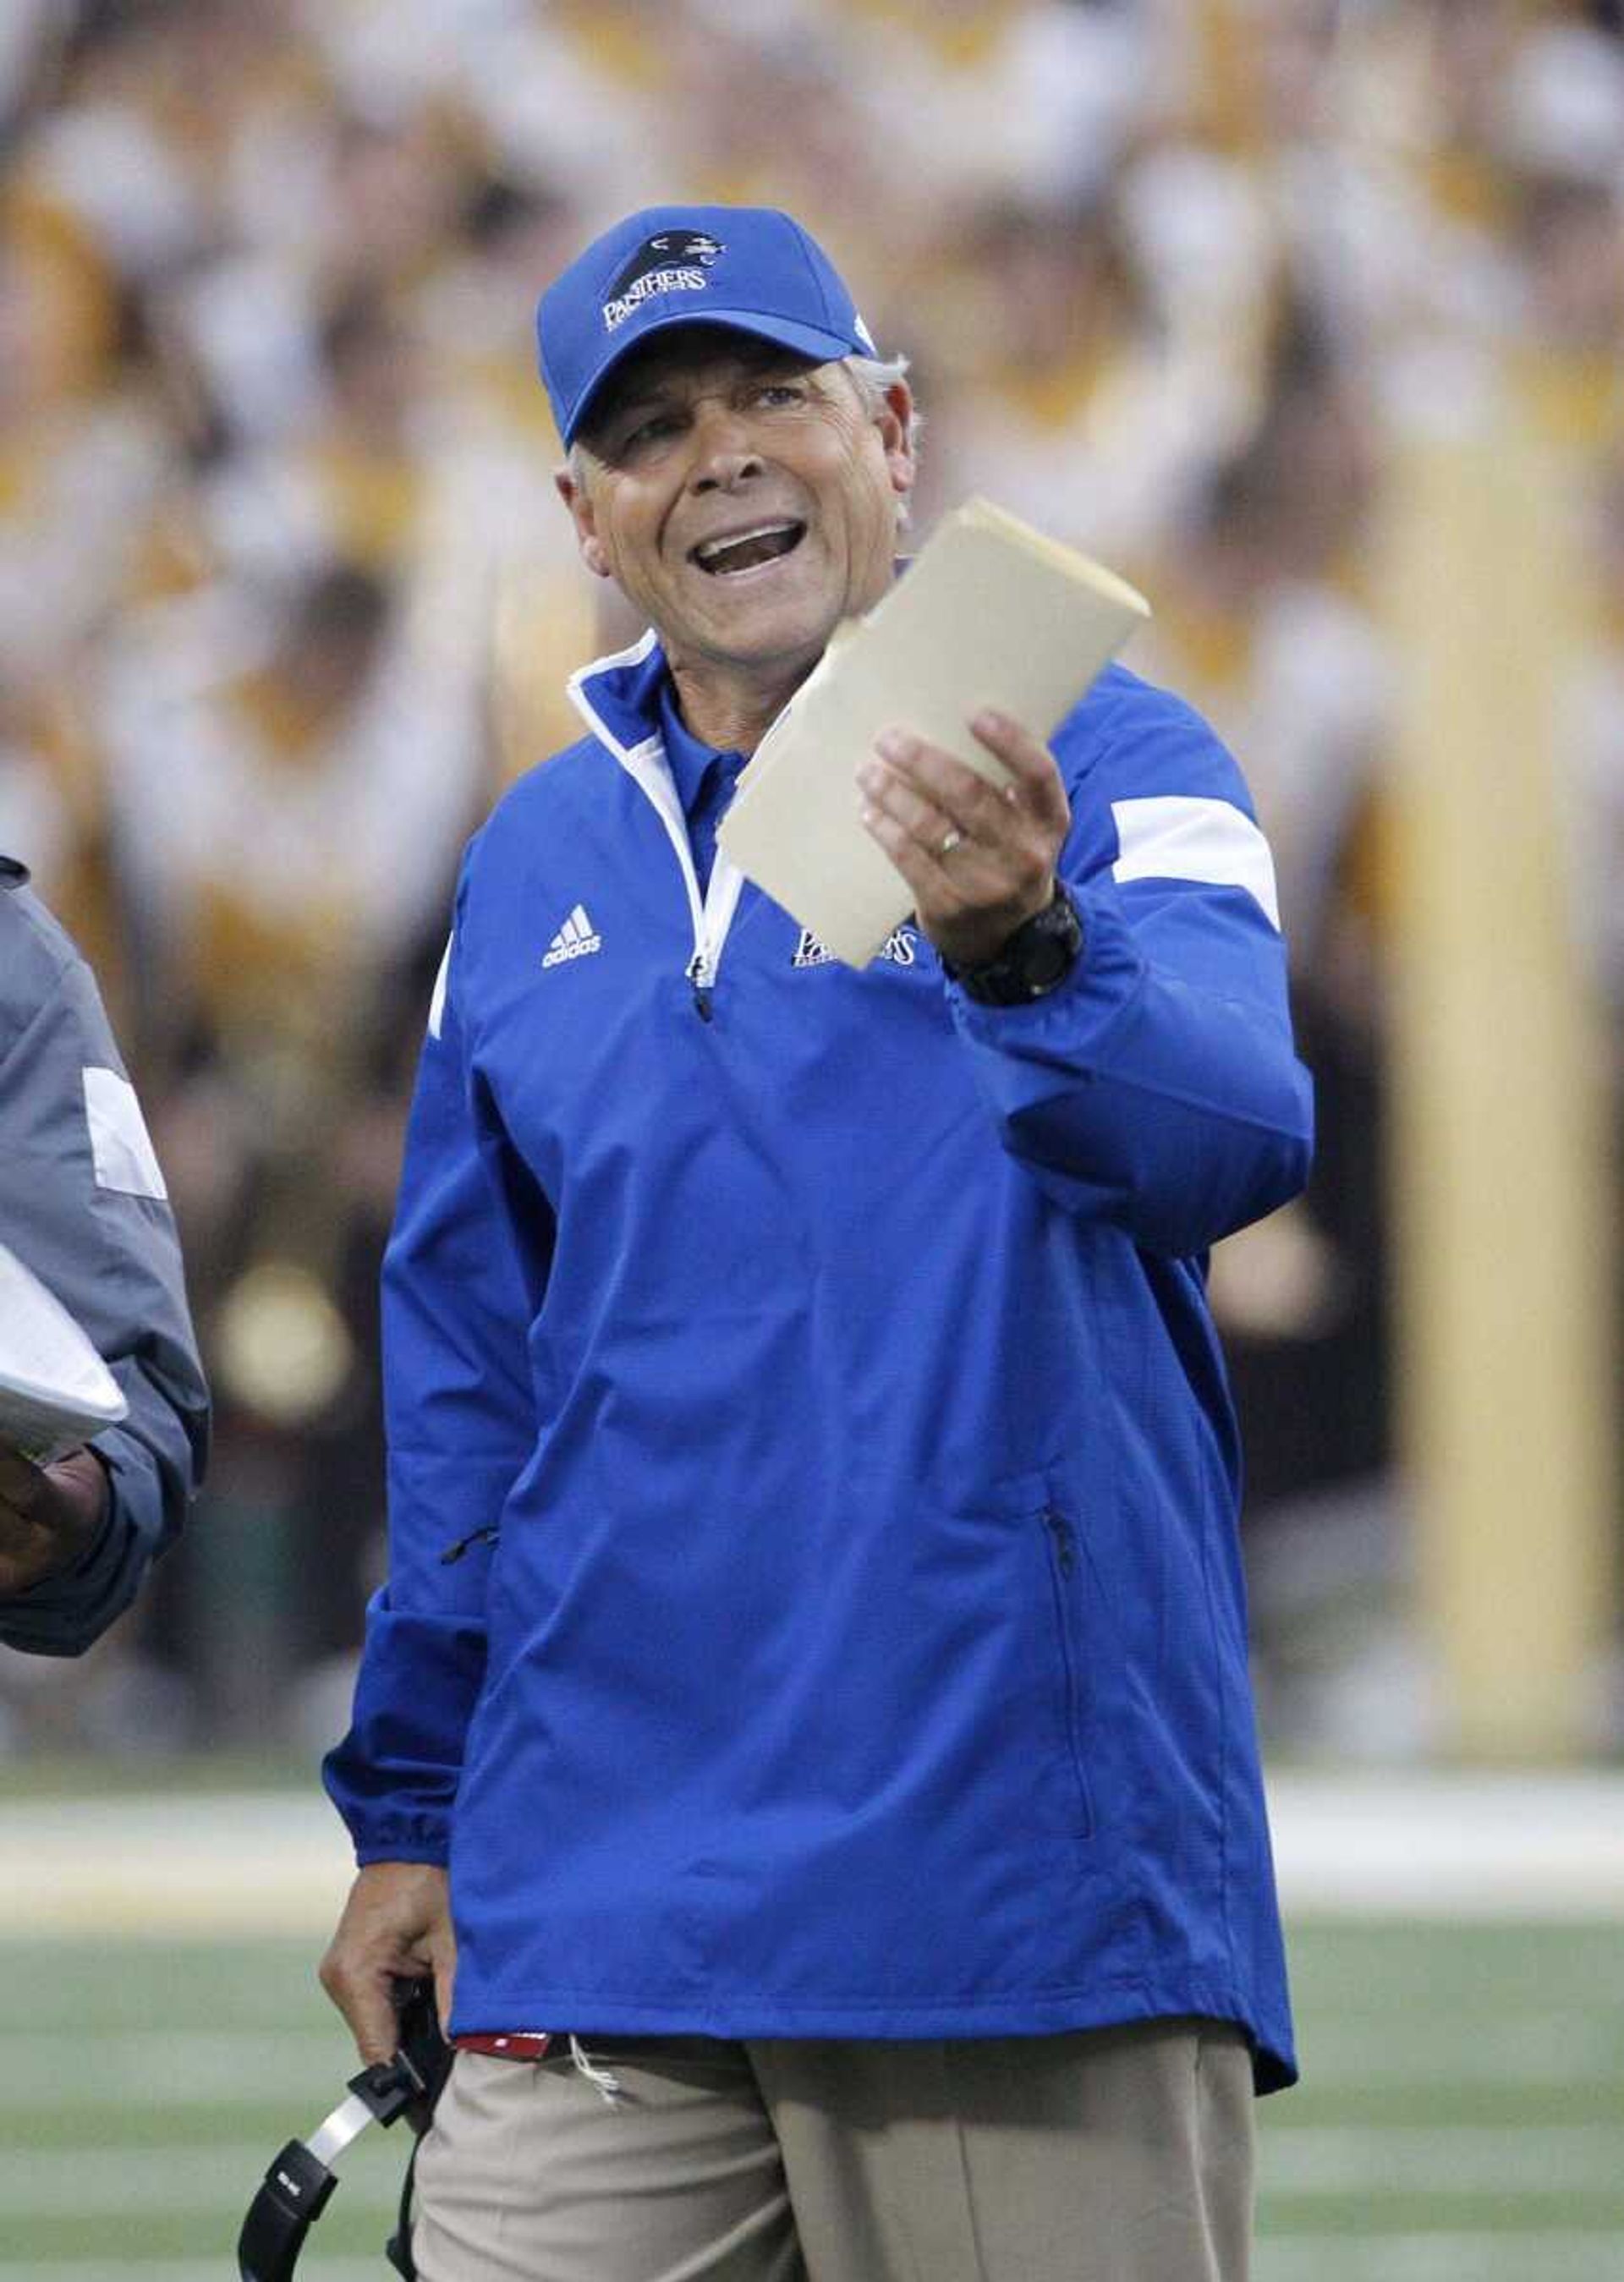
237,1979,451,2282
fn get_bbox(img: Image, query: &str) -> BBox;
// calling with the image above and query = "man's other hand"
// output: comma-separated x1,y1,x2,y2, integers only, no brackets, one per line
0,1445,108,1596
321,1861,458,2066
857,708,1072,972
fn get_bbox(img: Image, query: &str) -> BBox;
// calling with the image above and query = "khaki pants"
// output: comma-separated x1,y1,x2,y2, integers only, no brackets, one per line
409,2018,1255,2282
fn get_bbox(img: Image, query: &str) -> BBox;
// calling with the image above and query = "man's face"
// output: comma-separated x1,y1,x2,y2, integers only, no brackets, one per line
557,330,914,683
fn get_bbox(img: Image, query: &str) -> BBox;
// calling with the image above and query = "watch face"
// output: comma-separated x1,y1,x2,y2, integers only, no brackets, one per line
1022,934,1073,991
957,887,1081,1005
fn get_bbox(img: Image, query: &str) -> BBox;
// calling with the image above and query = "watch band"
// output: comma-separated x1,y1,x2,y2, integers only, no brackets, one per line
946,884,1084,1007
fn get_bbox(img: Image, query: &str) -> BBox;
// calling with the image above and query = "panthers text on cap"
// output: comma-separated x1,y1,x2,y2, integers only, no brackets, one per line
601,230,725,333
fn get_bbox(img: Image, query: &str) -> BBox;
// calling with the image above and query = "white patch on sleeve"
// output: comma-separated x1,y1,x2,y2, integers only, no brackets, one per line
1110,796,1281,930
82,1067,169,1201
427,934,452,1040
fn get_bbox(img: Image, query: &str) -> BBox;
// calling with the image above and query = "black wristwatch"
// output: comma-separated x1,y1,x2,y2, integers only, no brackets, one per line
945,883,1084,1006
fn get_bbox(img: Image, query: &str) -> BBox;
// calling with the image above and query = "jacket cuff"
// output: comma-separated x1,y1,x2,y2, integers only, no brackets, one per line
0,1473,129,1655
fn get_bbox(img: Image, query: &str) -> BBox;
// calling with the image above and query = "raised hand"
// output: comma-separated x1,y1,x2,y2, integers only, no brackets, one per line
856,707,1071,971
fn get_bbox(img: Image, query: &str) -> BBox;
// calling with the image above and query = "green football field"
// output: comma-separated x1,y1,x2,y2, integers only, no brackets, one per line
1,1918,1621,2281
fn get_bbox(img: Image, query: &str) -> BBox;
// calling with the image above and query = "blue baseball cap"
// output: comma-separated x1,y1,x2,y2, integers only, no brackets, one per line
537,204,878,446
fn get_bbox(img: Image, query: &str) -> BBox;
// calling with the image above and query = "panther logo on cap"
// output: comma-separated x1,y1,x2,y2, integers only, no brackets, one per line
602,231,725,332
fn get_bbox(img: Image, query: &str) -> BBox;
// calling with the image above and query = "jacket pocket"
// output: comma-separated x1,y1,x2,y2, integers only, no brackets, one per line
440,1524,500,1566
1039,1506,1095,1839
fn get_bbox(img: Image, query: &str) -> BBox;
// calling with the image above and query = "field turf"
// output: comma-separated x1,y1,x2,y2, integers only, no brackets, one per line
0,1918,1620,2279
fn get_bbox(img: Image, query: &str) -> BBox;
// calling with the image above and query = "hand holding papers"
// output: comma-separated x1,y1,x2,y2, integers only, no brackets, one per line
716,497,1150,966
0,1242,129,1464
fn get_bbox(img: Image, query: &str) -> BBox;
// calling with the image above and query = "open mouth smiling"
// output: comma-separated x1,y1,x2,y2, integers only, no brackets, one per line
689,521,807,576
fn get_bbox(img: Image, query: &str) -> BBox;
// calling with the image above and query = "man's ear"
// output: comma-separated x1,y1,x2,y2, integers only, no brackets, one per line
877,380,916,505
554,464,612,579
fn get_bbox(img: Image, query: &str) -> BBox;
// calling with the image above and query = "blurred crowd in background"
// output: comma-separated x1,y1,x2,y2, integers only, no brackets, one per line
0,0,1620,1759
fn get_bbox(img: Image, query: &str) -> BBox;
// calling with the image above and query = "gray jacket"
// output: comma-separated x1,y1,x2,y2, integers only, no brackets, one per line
0,858,209,1654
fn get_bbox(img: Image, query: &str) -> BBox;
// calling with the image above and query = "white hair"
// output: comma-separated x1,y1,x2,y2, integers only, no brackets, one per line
567,348,922,525
844,353,920,526
844,353,922,449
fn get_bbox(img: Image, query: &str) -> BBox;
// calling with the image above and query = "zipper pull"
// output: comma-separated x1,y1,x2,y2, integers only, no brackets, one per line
440,1524,500,1566
1045,1509,1077,1576
686,948,716,1023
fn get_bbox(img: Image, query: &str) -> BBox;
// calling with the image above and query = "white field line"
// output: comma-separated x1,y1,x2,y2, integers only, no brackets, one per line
0,1792,353,1934
1258,2239,1624,2282
1260,2121,1624,2196
1281,2013,1624,2084
12,2262,1615,2282
12,2120,1584,2210
5,2251,1616,2282
1266,1771,1624,1918
7,2009,1616,2114
1271,1960,1624,2013
2,2252,1617,2282
1,1771,1622,1934
4,2126,1620,2222
0,2269,387,2282
0,2028,341,2106
0,2140,398,2218
0,2024,1615,2120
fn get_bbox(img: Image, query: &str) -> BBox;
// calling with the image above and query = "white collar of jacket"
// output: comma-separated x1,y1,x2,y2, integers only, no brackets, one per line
562,629,749,994
565,628,671,766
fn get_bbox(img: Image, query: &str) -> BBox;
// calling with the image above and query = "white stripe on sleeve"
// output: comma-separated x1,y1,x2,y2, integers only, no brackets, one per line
1109,795,1281,930
82,1067,169,1201
427,934,452,1040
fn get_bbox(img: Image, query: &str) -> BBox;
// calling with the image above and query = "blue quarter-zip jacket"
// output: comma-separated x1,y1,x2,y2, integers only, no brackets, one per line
325,634,1314,2091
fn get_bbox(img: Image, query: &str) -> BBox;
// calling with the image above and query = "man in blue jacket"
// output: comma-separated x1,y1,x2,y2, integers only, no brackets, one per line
321,206,1314,2282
